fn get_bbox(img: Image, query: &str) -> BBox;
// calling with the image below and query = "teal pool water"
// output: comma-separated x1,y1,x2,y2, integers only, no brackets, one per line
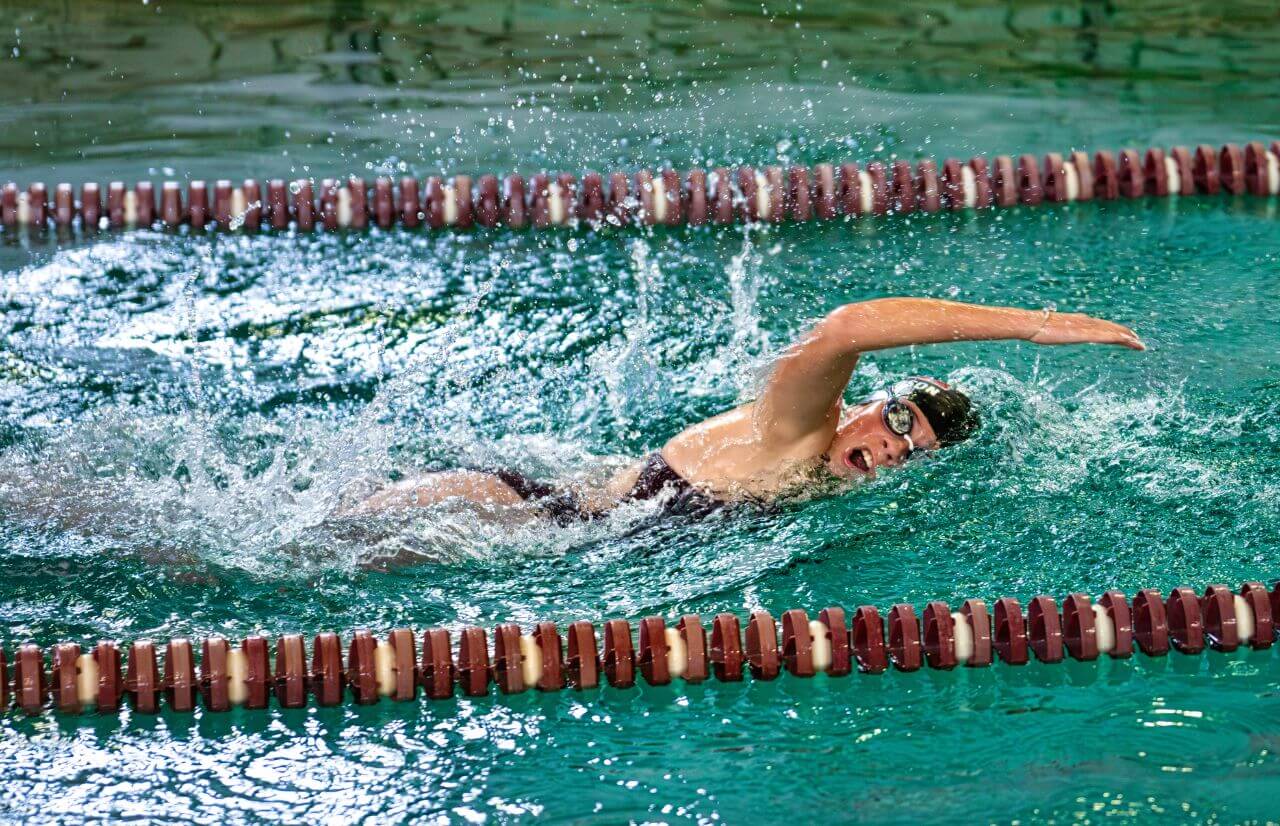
2,2,1280,823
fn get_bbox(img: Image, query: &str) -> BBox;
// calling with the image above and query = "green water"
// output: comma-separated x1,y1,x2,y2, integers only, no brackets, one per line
2,2,1280,823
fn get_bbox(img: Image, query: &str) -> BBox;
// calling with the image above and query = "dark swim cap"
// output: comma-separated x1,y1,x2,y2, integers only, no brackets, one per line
892,377,980,447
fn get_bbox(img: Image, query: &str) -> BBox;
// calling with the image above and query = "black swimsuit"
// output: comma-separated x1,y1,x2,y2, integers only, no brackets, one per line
492,452,722,524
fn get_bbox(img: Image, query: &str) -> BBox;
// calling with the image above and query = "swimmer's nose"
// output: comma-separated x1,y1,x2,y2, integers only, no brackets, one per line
880,437,912,467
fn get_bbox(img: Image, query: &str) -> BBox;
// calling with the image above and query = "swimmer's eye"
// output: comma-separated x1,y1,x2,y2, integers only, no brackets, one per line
883,399,915,436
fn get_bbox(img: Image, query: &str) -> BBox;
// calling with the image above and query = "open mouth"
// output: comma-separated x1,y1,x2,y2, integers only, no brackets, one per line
844,447,873,474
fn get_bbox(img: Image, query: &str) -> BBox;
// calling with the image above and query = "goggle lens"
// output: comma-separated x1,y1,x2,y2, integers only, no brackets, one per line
883,399,915,436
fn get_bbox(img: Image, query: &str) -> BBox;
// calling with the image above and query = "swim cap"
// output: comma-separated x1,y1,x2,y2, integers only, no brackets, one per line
892,377,980,447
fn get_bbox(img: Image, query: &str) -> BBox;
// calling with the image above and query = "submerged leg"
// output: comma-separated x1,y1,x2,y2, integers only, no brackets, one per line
345,470,529,515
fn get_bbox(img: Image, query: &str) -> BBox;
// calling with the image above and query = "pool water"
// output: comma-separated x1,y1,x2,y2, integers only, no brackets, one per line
2,2,1280,822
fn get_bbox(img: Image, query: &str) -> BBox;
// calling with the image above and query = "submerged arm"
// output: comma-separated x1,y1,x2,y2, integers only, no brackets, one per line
753,297,1144,445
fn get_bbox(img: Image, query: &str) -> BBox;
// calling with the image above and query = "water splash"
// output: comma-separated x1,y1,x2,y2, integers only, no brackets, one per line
945,366,1280,536
0,238,676,575
589,238,662,435
690,228,772,400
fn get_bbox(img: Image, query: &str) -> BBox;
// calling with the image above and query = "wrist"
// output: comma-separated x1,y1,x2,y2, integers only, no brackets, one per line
1028,308,1053,341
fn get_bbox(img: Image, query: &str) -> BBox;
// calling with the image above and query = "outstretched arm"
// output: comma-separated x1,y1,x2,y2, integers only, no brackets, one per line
753,297,1144,445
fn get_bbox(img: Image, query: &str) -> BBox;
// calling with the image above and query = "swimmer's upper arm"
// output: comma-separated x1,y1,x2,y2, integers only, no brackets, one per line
752,306,863,446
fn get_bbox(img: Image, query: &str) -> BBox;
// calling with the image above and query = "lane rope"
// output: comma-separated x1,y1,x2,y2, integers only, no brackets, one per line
2,142,1278,236
3,581,1276,718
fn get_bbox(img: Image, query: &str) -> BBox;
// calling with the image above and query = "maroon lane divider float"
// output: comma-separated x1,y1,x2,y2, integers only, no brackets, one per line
2,141,1278,236
1,580,1276,719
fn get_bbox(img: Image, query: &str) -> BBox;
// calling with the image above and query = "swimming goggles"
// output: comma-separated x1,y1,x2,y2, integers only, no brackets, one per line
862,386,916,438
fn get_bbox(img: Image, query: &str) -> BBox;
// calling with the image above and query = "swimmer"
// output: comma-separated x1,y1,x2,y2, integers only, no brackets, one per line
352,297,1144,520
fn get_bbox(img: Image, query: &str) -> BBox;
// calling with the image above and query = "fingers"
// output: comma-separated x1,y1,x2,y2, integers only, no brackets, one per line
1037,312,1146,350
1090,320,1145,350
1120,327,1146,350
1103,320,1145,350
1089,325,1144,349
1115,331,1146,350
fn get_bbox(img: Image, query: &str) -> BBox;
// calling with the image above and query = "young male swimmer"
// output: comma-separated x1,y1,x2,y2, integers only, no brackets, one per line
352,297,1144,520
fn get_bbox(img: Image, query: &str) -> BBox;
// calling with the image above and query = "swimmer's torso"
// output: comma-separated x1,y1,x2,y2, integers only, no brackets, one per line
653,402,837,500
576,402,832,512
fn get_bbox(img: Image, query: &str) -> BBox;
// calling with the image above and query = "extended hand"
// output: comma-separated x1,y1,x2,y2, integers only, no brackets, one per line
1030,311,1145,350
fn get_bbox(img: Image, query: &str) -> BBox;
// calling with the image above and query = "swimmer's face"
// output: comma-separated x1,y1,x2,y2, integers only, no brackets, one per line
823,397,939,481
